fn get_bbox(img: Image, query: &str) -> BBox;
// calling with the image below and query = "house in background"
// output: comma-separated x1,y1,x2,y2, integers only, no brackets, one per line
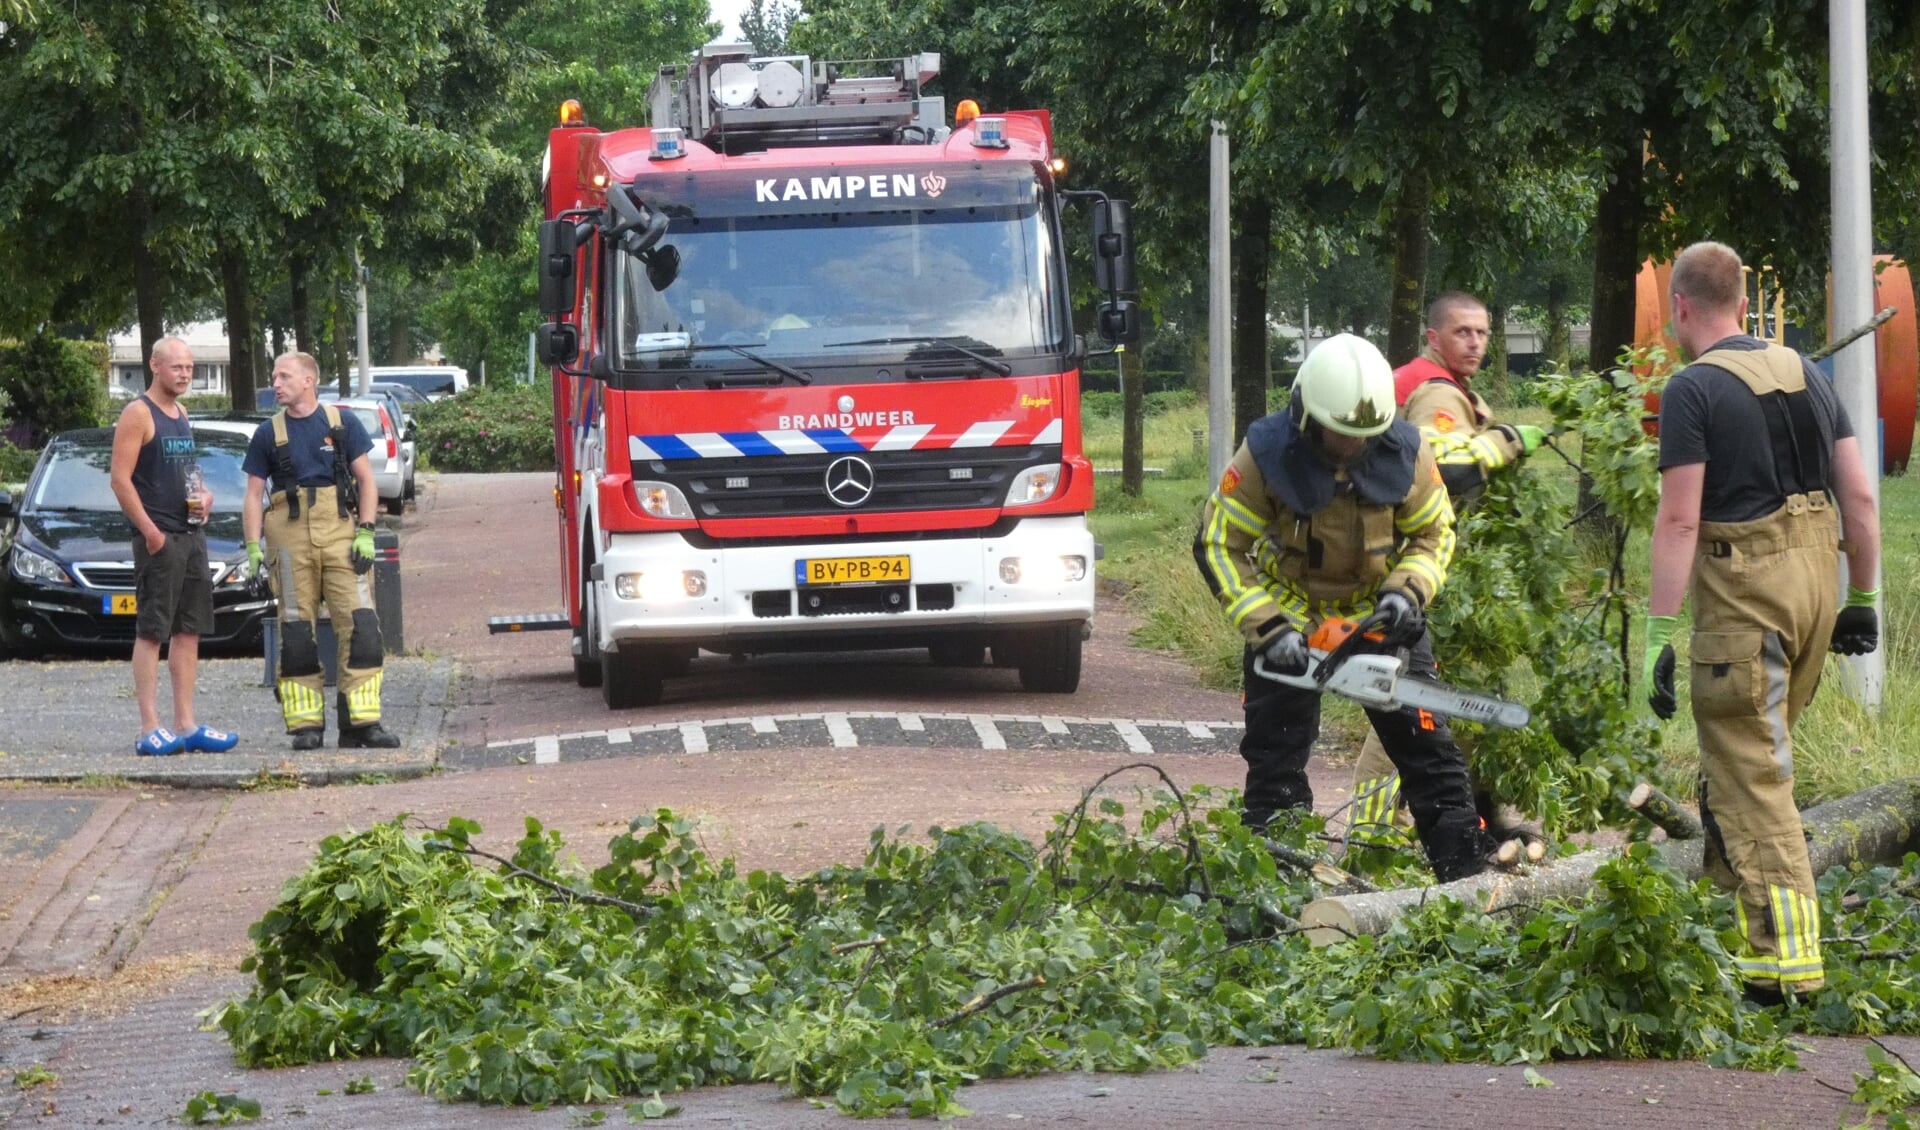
106,322,236,399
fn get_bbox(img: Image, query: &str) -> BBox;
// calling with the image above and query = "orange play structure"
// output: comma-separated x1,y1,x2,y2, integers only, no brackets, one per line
1632,255,1918,472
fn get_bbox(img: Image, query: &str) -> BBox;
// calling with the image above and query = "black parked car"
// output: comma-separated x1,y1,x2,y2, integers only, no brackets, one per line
0,425,274,657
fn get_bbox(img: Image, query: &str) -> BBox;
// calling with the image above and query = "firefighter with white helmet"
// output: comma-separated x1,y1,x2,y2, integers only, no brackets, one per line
1194,333,1496,881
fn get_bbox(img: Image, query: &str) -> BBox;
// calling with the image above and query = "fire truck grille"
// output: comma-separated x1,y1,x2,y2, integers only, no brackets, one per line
643,445,1062,519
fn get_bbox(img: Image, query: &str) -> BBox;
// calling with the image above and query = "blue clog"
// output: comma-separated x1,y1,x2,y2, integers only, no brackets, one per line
182,725,239,753
135,728,185,756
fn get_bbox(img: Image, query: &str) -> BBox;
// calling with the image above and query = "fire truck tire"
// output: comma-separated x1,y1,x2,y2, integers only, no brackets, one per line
603,644,664,709
1015,624,1082,693
573,628,603,688
929,638,987,667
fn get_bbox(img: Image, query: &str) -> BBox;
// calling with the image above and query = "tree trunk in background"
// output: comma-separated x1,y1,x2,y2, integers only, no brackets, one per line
1121,343,1145,497
1483,301,1511,407
129,186,164,370
1545,274,1571,371
1232,196,1272,442
388,308,410,366
329,293,353,395
1588,146,1643,377
1580,143,1646,529
218,241,256,412
270,323,287,360
1386,168,1431,366
289,253,313,354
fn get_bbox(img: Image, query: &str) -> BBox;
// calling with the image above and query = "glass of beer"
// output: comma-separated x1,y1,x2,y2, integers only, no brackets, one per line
185,464,207,526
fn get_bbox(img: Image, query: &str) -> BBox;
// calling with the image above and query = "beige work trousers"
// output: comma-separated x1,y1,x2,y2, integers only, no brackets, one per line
265,487,383,732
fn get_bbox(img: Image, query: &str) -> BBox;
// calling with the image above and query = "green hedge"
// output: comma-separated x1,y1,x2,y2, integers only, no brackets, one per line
0,334,107,445
414,379,556,473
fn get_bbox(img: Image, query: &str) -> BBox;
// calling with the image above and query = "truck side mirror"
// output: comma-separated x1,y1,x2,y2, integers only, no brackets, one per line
1098,300,1141,346
536,322,579,366
537,219,578,317
1091,199,1136,297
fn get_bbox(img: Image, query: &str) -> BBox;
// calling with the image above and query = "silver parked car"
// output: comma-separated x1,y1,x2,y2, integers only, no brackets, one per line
336,398,416,515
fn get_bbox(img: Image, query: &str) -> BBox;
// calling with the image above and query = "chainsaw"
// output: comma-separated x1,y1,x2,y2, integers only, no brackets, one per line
1251,613,1531,729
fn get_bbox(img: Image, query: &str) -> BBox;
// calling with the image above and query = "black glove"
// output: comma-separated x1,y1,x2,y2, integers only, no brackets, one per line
1648,643,1677,720
1373,590,1424,647
1831,606,1879,656
1261,628,1309,676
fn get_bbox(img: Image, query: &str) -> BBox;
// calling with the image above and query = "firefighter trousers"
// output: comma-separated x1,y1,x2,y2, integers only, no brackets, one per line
265,487,384,734
1239,628,1491,881
1693,492,1839,994
1349,727,1521,847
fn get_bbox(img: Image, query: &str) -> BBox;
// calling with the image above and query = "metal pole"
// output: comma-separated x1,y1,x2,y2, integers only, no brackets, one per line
354,247,373,398
1208,121,1232,482
1829,0,1883,710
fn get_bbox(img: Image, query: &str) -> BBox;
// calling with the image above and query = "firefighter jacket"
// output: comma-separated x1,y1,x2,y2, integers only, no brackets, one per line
1195,404,1455,648
1395,352,1525,499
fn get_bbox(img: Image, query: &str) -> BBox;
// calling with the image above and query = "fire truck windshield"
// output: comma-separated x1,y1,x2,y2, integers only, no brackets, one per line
615,163,1066,383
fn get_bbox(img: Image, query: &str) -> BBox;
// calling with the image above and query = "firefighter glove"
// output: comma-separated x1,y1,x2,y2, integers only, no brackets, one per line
351,524,376,575
1514,424,1548,454
1261,627,1310,677
1373,590,1423,647
1643,613,1680,720
244,539,264,581
1832,586,1880,655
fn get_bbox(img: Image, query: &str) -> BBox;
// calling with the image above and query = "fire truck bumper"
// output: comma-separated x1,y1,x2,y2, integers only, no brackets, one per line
596,515,1095,649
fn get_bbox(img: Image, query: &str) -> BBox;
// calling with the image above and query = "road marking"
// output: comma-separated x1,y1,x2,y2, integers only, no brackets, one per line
824,713,858,747
1112,721,1153,754
480,712,1243,764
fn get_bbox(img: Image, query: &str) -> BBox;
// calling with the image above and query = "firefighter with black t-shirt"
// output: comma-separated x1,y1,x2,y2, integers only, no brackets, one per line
1646,241,1882,1000
241,352,400,751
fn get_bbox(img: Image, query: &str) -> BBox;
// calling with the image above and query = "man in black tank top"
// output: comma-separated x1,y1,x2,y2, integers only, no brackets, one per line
107,337,239,757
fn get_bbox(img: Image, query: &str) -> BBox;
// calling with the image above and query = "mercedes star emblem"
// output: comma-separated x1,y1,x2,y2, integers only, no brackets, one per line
824,455,876,508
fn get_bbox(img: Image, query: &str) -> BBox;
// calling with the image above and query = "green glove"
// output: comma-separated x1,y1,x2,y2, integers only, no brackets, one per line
351,525,376,575
1846,585,1879,608
1514,424,1548,454
245,539,264,581
1643,614,1680,720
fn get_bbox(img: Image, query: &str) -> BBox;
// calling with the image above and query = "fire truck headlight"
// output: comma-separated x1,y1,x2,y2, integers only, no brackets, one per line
1004,464,1063,507
997,555,1087,587
682,570,708,597
634,481,694,519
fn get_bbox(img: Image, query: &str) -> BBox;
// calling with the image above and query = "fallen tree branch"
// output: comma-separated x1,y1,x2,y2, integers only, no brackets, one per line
1299,778,1920,946
429,842,658,920
931,975,1047,1028
1805,306,1897,363
1628,781,1702,840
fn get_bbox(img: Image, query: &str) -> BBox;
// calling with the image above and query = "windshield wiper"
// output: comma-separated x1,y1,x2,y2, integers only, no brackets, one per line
683,343,812,386
823,336,1014,376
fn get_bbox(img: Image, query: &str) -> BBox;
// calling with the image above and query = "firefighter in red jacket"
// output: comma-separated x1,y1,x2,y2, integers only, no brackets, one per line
1347,293,1547,855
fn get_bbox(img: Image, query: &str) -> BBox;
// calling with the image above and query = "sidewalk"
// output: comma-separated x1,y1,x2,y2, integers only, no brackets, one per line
0,655,450,786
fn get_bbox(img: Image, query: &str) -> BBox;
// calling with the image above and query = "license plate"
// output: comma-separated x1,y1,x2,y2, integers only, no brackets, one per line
105,594,137,615
795,555,910,586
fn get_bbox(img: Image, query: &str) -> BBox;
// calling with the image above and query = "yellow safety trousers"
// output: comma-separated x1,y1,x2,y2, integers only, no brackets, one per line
1694,491,1839,993
266,486,383,731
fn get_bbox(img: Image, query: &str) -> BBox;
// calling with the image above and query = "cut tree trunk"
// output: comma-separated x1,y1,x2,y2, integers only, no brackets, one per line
1628,781,1702,840
1299,778,1920,946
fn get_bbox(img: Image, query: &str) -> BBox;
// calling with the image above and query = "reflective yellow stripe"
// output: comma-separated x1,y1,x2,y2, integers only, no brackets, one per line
1397,489,1448,533
345,674,384,726
1213,493,1267,537
279,681,324,728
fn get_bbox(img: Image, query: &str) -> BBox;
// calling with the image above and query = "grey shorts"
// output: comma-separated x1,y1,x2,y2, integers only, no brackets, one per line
132,529,214,642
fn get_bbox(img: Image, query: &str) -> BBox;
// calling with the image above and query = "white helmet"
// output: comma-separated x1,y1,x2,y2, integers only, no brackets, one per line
1294,333,1395,438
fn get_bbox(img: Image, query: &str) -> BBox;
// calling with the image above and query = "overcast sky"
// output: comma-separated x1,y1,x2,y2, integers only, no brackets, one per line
707,0,748,40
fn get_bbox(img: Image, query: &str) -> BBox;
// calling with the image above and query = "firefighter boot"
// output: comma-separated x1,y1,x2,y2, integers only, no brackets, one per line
336,692,401,749
290,729,324,751
1476,788,1548,864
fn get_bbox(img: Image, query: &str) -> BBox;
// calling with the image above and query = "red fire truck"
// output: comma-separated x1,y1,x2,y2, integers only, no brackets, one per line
519,44,1139,709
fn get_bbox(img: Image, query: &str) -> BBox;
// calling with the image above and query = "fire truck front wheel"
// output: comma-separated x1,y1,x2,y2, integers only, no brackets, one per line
602,644,665,709
1013,623,1083,694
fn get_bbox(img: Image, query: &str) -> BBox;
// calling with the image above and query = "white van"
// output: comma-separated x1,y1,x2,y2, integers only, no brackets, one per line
367,364,468,401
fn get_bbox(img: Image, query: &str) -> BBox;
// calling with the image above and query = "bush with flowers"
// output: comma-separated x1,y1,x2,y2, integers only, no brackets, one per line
413,378,555,473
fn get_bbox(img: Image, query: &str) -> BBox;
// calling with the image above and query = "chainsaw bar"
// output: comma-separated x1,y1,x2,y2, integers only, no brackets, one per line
1252,651,1532,730
1385,677,1532,730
